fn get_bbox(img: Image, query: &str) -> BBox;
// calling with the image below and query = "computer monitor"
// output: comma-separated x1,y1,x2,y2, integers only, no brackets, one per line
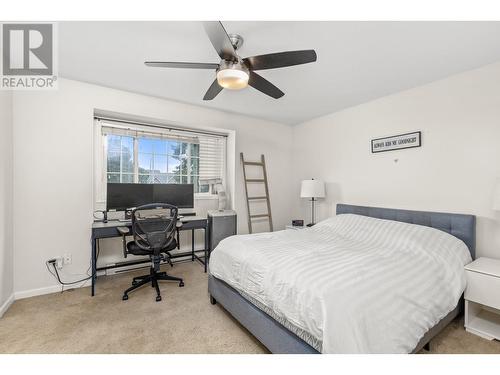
106,183,194,211
106,183,153,211
153,184,194,209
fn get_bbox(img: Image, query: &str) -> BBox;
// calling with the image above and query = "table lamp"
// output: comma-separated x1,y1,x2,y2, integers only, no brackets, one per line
300,179,325,226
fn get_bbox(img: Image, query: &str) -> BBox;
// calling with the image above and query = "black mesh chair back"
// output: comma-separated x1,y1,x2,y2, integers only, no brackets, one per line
119,203,184,302
131,203,178,256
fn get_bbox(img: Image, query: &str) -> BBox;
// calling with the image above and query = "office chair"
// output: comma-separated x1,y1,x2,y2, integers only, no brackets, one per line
118,203,184,302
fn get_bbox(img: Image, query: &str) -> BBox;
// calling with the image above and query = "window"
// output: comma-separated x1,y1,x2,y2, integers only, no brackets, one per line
106,134,135,183
94,119,226,205
106,134,201,188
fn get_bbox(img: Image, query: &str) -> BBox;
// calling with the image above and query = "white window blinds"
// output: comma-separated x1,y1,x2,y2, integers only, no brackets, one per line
101,124,200,145
199,135,225,183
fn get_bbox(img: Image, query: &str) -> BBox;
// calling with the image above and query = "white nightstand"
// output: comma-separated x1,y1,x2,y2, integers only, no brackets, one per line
464,257,500,340
285,225,306,230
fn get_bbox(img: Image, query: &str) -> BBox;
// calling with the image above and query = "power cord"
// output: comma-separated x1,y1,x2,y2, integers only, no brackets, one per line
45,237,101,289
46,260,92,285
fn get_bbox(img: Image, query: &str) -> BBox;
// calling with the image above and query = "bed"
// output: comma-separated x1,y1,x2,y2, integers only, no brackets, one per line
208,204,476,354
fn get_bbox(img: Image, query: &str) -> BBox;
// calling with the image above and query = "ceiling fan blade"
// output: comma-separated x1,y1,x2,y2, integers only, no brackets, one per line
145,61,219,69
243,50,317,71
202,21,237,61
248,71,284,99
203,79,223,100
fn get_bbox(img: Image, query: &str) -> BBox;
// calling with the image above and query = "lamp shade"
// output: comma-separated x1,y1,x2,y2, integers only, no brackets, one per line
493,180,500,210
300,179,325,198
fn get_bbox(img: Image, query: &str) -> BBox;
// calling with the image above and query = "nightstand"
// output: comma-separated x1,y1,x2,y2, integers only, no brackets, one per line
464,257,500,340
285,225,306,230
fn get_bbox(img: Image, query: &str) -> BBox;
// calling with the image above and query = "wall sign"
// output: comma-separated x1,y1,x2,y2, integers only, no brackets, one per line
371,131,421,153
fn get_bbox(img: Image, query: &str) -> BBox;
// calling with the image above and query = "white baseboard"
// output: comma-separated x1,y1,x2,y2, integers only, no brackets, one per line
0,294,14,318
14,278,93,300
14,285,63,300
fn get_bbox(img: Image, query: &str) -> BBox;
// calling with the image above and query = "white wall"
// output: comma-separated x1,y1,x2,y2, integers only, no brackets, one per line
292,61,500,259
0,91,14,314
14,60,500,297
12,78,293,296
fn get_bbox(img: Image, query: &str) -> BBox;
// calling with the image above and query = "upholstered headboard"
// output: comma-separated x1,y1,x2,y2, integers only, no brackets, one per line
336,204,476,259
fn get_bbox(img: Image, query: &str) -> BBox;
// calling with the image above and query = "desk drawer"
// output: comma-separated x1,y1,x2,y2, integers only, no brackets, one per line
465,271,500,310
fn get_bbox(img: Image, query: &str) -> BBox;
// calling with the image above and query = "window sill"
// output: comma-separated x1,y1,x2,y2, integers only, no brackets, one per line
194,194,219,200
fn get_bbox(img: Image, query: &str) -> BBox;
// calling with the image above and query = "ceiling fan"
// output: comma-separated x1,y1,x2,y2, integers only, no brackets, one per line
145,21,317,100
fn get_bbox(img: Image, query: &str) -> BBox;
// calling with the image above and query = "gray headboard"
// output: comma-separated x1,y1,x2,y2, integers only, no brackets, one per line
336,204,476,259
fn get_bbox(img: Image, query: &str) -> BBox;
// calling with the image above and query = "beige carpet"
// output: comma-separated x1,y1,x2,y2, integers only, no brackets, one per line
0,261,499,354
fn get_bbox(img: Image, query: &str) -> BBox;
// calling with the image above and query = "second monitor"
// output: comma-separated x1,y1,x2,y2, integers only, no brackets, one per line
153,183,194,209
107,183,194,211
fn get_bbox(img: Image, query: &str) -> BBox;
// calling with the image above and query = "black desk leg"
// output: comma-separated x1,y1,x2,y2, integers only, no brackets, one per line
91,237,97,296
191,229,195,261
204,227,208,273
176,229,180,249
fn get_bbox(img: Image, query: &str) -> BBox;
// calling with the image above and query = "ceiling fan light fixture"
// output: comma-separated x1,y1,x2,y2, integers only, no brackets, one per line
216,62,249,90
146,21,317,100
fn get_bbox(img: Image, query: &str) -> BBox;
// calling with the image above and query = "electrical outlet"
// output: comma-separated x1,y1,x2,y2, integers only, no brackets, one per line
56,257,64,269
63,253,72,265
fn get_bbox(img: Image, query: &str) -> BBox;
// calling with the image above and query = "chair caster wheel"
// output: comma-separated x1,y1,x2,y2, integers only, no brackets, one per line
156,296,162,302
179,281,184,287
122,294,128,301
132,281,138,286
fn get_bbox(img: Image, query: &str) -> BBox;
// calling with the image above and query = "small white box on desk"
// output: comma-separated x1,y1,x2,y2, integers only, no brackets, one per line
464,257,500,340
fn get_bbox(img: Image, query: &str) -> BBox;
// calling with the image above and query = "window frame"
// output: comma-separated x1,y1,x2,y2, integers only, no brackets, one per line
93,119,226,209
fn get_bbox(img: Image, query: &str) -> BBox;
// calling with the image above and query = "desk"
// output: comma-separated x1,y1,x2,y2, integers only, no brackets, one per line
91,216,208,296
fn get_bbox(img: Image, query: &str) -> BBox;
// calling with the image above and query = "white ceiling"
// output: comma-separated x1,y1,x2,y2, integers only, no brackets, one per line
59,21,500,125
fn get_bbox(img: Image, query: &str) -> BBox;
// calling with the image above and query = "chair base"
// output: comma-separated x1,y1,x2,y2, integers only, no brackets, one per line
122,267,184,302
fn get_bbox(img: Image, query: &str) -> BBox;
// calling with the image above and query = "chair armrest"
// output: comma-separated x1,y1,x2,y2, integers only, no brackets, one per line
117,227,129,235
117,226,129,258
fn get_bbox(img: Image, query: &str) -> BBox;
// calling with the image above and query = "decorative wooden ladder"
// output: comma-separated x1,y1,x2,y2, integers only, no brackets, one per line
240,153,273,233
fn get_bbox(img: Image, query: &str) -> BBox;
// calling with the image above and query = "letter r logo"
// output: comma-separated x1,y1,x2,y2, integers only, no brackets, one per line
2,24,53,75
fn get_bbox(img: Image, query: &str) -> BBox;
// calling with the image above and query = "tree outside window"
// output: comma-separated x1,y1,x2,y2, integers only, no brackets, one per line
106,135,201,193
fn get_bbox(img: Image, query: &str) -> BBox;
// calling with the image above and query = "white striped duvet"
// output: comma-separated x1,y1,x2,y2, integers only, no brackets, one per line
209,214,472,353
